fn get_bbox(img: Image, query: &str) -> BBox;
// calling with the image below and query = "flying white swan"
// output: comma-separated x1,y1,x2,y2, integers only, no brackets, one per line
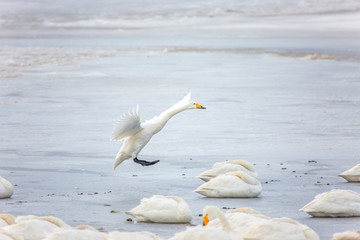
111,93,205,170
125,195,192,223
299,189,360,217
338,163,360,182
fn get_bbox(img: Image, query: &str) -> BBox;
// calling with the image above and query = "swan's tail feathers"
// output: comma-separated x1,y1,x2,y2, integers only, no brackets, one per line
111,105,142,141
113,152,131,171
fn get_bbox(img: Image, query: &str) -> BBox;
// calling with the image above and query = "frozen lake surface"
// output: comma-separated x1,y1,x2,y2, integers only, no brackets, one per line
1,0,360,239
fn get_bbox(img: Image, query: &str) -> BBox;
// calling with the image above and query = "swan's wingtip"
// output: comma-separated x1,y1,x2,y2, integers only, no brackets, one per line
184,92,191,101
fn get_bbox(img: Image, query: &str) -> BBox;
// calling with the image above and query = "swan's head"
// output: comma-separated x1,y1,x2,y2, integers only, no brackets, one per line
202,205,220,226
189,102,206,110
176,93,206,110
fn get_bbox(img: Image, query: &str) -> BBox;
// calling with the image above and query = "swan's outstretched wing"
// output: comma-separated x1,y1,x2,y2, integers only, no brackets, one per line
111,105,143,141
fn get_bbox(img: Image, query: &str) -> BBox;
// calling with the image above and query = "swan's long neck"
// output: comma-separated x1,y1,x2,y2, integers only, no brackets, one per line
152,104,188,132
206,206,232,233
216,210,232,233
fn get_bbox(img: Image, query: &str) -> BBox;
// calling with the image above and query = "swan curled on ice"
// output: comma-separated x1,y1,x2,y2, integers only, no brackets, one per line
332,230,360,240
197,160,258,182
203,206,319,240
338,164,360,182
107,231,162,240
300,189,360,217
125,195,192,223
1,215,70,240
168,225,232,240
111,93,205,169
43,228,106,240
195,171,262,198
0,177,14,199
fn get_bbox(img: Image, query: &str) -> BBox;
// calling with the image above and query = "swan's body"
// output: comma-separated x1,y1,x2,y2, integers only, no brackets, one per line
332,230,360,240
339,164,360,182
108,231,162,240
237,217,319,240
195,171,262,198
168,226,231,240
43,228,106,240
207,207,270,231
111,93,205,169
0,177,14,199
1,216,70,240
204,206,318,240
125,195,192,223
198,160,258,182
300,189,360,217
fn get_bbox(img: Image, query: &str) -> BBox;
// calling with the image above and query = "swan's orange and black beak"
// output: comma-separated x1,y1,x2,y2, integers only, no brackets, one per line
203,215,209,226
195,103,206,109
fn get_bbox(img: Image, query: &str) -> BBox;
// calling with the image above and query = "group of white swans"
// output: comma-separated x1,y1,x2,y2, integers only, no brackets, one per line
1,93,360,239
123,162,360,240
0,214,162,240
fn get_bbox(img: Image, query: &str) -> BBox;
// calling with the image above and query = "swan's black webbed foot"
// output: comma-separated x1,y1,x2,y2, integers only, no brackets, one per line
133,158,160,166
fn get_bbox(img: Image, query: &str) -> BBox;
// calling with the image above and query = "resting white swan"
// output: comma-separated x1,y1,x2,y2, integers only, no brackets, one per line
111,93,205,169
194,171,261,198
339,164,360,182
332,230,360,240
197,160,258,182
43,228,106,240
1,215,70,240
300,189,360,217
204,206,319,240
43,228,105,240
168,225,232,240
0,177,14,199
108,231,162,240
125,195,192,223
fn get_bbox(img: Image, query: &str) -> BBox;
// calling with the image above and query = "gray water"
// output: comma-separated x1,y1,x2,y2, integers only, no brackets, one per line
1,0,360,239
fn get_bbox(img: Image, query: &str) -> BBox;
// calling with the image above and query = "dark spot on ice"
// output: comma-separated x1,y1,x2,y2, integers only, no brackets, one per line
222,207,235,209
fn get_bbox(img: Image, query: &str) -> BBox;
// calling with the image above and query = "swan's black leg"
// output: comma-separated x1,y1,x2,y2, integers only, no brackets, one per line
133,158,160,166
